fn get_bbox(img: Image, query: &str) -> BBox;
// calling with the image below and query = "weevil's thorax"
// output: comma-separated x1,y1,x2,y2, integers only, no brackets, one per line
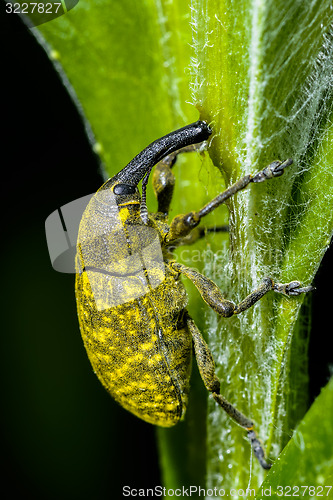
76,175,171,312
77,177,141,263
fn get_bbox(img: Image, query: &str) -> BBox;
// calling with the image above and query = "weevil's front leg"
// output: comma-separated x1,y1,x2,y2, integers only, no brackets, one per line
152,154,176,215
186,315,271,469
173,225,229,247
166,159,293,242
152,145,200,215
171,263,313,317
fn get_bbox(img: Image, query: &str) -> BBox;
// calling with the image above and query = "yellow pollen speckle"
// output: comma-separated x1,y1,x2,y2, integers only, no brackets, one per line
137,382,149,390
127,353,144,363
165,403,177,411
141,342,154,351
148,353,163,366
114,366,126,377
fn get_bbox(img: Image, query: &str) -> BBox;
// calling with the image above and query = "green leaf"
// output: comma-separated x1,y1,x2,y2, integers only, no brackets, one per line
35,0,197,176
255,378,333,499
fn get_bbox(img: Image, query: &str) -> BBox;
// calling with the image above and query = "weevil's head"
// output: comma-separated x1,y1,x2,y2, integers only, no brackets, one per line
95,151,155,222
94,120,212,221
95,149,153,212
99,176,142,210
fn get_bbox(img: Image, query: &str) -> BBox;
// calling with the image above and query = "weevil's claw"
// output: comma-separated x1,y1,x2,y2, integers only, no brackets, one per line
289,284,316,295
252,158,293,183
274,280,315,296
274,158,293,174
247,430,272,470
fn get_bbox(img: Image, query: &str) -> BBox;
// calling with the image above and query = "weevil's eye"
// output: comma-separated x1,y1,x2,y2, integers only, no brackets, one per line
113,184,137,195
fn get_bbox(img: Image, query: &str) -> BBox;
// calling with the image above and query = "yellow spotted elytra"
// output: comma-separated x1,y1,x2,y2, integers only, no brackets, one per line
75,121,313,469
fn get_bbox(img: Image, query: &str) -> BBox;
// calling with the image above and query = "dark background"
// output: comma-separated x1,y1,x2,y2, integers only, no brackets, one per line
1,10,160,500
1,9,332,500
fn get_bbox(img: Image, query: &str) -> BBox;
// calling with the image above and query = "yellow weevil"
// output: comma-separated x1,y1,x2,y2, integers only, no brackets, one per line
75,121,313,469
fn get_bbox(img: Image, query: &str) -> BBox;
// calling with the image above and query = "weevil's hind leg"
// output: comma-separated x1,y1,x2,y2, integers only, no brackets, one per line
152,145,201,215
171,263,314,317
186,315,271,469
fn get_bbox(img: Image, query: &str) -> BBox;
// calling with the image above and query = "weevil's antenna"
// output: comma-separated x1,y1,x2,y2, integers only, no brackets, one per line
140,171,150,224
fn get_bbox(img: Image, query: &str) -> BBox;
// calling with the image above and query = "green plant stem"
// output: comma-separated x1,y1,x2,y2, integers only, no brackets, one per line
191,0,333,490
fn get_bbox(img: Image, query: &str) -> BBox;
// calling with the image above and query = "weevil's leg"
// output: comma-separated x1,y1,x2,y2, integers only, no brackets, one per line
152,145,201,215
152,154,176,215
175,225,229,247
186,315,271,469
171,263,314,317
166,159,293,242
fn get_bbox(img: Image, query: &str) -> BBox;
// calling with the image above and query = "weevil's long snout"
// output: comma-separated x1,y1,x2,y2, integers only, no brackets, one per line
115,120,212,186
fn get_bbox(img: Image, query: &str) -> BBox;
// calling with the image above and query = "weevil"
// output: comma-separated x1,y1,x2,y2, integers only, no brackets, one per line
75,121,313,469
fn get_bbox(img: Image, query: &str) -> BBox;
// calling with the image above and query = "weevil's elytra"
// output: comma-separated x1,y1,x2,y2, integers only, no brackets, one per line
75,120,313,469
